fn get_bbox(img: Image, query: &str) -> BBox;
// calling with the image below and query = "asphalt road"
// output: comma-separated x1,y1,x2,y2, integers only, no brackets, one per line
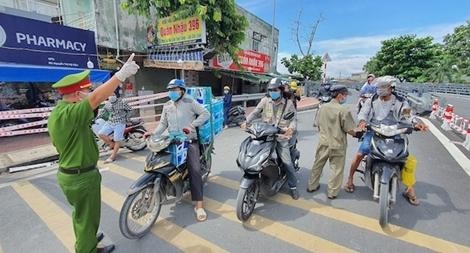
0,96,469,253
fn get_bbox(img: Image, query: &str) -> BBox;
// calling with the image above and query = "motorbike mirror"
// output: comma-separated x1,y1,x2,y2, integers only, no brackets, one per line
283,111,295,121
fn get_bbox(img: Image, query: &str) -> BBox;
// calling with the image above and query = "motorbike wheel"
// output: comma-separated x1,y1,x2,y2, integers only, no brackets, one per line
379,182,390,227
126,129,147,152
119,184,162,239
236,182,259,221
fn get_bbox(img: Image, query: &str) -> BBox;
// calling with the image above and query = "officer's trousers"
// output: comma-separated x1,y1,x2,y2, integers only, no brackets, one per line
308,145,346,197
57,168,101,253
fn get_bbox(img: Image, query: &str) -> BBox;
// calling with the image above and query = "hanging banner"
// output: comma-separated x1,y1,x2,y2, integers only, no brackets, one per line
157,15,206,45
210,50,271,73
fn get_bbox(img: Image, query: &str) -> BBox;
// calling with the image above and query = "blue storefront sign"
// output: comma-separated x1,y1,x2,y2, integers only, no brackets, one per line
0,12,98,69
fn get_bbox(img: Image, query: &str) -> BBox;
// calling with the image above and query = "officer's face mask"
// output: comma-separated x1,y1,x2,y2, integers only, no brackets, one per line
224,90,229,94
377,86,391,97
268,90,281,100
168,90,182,101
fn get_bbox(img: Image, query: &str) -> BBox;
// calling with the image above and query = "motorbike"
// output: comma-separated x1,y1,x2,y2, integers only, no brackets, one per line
92,118,148,152
119,131,213,239
356,118,416,226
226,106,246,127
235,112,299,221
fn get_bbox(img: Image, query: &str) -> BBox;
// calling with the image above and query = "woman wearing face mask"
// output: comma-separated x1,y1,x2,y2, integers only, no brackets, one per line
98,87,132,163
241,78,300,200
145,79,211,221
223,86,232,129
307,85,358,199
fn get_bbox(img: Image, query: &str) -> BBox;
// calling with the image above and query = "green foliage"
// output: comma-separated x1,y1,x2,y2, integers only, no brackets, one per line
443,21,470,77
281,54,323,80
364,35,439,82
121,0,248,61
364,20,470,83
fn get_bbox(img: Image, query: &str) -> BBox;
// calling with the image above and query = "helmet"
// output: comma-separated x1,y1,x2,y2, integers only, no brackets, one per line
367,74,375,79
167,79,186,90
375,76,397,88
223,86,230,90
268,78,283,90
289,81,298,90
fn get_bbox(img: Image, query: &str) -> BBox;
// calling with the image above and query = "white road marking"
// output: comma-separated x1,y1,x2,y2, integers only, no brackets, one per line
420,117,470,176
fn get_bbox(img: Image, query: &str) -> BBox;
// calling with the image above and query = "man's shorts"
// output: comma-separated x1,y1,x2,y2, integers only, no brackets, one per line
358,131,373,155
98,122,126,142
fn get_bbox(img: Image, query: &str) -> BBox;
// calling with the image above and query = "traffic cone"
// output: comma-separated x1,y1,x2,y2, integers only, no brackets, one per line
463,124,470,151
440,104,454,131
430,98,439,120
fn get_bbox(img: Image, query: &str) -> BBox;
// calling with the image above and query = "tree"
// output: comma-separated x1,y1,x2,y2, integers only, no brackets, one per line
363,35,439,82
121,0,248,61
422,46,461,83
281,54,323,80
281,11,324,80
443,20,470,77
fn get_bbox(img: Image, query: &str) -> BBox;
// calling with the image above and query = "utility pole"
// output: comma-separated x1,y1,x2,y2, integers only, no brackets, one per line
271,0,276,72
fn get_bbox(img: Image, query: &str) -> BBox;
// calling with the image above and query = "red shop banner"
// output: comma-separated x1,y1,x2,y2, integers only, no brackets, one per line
210,50,271,73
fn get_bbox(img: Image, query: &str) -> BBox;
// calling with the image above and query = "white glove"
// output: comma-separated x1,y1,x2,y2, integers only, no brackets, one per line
115,53,140,82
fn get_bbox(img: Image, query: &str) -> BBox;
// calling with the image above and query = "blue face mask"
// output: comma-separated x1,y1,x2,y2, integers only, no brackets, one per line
168,91,181,101
269,91,281,100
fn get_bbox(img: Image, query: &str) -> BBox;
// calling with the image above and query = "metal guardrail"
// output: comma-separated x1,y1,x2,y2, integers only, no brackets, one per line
216,93,266,107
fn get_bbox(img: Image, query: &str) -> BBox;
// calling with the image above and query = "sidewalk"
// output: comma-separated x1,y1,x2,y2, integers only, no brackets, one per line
0,97,319,172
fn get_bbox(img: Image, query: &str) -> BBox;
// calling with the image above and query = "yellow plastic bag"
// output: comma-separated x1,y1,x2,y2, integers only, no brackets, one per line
401,155,417,187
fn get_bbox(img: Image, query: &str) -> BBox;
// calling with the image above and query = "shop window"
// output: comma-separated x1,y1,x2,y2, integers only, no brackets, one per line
0,83,58,111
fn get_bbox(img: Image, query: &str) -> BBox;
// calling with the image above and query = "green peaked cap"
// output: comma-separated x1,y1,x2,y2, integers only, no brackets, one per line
52,70,91,88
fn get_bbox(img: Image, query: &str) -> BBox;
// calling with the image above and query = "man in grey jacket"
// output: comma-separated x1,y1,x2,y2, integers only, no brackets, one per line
241,78,299,199
147,79,210,221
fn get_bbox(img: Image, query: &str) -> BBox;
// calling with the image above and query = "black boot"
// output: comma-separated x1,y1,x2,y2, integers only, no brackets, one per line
97,244,115,253
96,232,104,243
290,188,299,200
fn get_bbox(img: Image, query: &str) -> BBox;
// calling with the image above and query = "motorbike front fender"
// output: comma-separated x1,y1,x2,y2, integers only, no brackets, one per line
239,176,257,189
379,164,398,184
127,173,160,195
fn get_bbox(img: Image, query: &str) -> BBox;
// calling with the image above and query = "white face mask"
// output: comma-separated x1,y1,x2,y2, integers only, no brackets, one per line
224,90,229,94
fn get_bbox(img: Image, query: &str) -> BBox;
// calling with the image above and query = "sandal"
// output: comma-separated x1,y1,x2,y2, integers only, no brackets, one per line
403,192,420,206
344,183,355,193
194,207,207,222
104,157,115,164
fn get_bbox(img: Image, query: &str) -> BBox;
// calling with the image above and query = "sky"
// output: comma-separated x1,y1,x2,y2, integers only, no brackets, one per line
236,0,470,78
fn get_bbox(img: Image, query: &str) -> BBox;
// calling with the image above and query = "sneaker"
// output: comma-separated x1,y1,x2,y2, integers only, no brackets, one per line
290,188,300,200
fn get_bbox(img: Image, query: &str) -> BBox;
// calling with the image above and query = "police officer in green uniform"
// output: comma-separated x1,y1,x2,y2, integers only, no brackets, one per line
307,85,358,199
47,54,139,253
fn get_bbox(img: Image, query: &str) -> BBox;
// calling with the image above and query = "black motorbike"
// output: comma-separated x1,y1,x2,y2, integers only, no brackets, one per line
226,106,246,127
357,119,415,226
93,118,148,152
235,112,299,221
119,133,213,239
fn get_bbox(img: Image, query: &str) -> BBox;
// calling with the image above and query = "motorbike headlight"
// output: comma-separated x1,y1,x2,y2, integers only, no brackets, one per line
247,150,270,171
147,135,170,152
373,124,400,137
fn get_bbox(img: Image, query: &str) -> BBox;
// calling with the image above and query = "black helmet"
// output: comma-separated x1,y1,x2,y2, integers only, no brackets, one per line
268,78,283,90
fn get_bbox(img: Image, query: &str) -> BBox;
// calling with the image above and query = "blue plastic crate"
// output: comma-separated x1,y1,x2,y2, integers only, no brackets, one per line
198,121,213,144
168,142,188,167
187,87,212,105
213,111,224,121
211,99,224,114
214,118,224,136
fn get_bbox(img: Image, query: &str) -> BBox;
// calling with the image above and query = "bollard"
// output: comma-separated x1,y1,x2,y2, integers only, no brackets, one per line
463,124,470,151
440,104,454,131
430,99,439,119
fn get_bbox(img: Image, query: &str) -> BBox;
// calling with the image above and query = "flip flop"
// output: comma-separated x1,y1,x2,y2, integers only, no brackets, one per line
403,192,420,206
104,157,115,164
194,207,207,222
344,183,355,193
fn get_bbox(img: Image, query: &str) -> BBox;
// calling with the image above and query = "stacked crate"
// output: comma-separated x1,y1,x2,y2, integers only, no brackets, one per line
186,87,224,144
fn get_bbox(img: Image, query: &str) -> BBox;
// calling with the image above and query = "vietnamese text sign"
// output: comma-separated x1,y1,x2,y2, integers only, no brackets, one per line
210,50,271,73
0,13,98,68
157,15,206,45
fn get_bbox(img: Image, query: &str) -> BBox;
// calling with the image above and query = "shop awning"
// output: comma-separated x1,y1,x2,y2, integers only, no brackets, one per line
220,70,272,84
0,63,111,83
